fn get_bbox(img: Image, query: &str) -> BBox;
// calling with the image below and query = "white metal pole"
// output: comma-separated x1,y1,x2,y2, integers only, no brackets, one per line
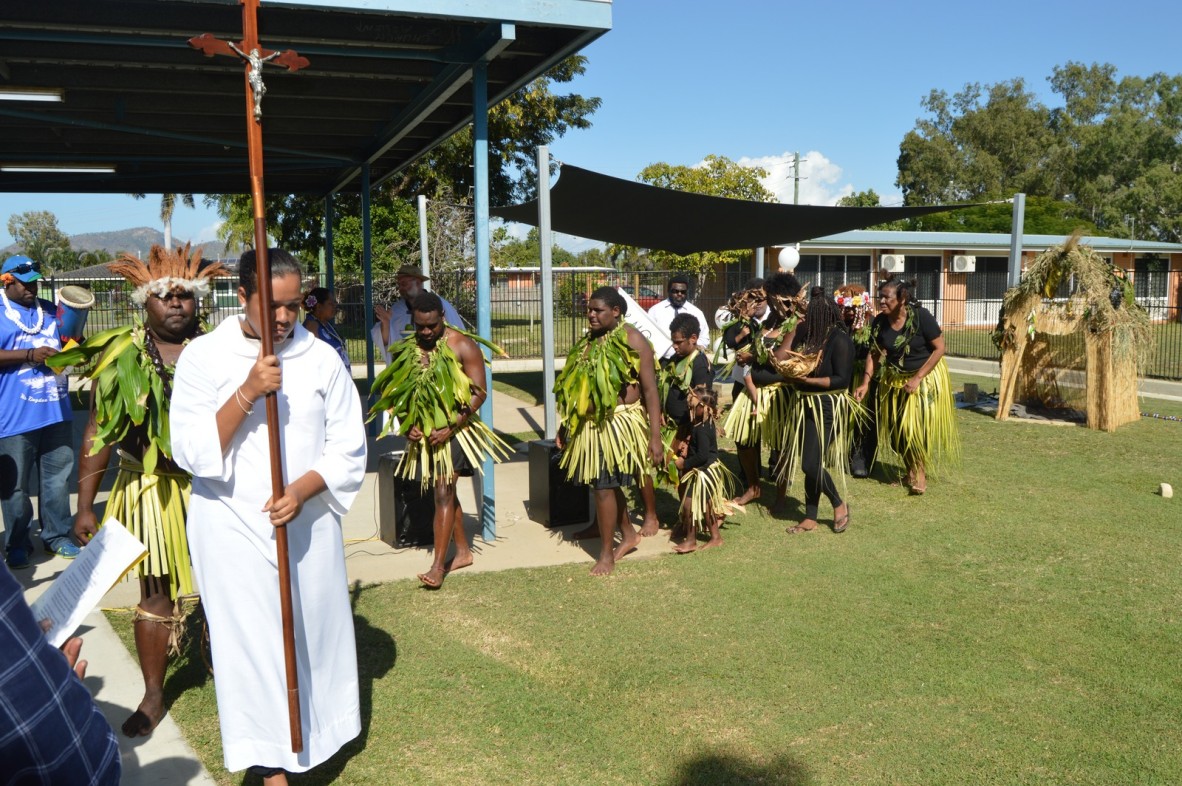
418,194,431,291
538,146,557,440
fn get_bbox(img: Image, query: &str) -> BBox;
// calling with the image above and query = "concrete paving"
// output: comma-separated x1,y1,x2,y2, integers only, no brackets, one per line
12,387,675,785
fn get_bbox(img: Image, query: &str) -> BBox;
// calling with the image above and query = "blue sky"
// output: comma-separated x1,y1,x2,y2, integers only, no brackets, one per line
3,0,1178,250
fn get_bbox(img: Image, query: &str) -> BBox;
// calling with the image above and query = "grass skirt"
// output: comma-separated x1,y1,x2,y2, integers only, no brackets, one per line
560,400,650,486
722,383,787,448
106,453,194,600
774,390,866,488
875,359,961,473
679,461,738,533
397,417,511,489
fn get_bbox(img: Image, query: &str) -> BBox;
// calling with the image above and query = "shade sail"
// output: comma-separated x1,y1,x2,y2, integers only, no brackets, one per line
491,164,978,254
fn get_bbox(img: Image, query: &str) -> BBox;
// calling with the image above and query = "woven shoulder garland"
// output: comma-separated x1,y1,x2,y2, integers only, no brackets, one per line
367,323,510,486
554,324,640,433
48,321,191,475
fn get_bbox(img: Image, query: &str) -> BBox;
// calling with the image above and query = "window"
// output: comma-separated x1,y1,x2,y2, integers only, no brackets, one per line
795,254,871,292
966,258,1008,300
1134,256,1168,300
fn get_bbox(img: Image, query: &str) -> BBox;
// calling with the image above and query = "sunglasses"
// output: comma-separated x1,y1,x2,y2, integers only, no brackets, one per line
6,262,40,275
670,288,688,294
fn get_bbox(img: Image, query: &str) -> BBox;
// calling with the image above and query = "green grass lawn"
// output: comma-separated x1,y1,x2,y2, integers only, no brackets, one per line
111,385,1182,785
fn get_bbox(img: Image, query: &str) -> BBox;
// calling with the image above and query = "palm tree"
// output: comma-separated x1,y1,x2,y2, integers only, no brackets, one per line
131,193,195,250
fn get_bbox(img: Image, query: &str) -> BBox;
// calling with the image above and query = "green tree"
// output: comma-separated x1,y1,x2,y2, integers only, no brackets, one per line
896,63,1182,241
6,210,73,272
835,189,910,230
207,55,601,269
612,154,774,288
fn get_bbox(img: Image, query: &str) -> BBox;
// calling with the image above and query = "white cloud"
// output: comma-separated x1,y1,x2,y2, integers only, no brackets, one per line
194,221,223,243
733,151,856,206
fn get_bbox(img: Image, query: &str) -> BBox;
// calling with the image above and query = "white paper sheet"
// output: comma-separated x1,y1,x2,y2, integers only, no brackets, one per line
28,518,148,648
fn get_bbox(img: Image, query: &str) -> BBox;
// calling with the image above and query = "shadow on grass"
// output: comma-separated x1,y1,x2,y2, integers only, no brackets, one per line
293,582,397,785
666,751,813,786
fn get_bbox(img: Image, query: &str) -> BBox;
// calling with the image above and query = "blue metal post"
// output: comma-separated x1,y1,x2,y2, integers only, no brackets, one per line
473,61,495,540
362,164,374,396
324,195,335,294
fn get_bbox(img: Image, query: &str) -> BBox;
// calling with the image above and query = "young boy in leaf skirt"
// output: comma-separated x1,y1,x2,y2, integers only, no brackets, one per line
554,287,665,576
368,291,511,589
672,386,736,553
657,312,713,531
55,243,228,737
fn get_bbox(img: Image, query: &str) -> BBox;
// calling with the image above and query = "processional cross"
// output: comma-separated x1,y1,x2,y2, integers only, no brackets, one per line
189,0,310,754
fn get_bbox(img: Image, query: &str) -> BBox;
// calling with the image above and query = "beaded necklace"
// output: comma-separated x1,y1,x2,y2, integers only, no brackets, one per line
1,289,45,335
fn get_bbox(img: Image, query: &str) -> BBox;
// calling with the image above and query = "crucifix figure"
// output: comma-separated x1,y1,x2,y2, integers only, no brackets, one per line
189,32,308,121
186,0,322,767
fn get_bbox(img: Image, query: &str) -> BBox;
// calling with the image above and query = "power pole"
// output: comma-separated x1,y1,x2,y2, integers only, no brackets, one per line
787,152,807,205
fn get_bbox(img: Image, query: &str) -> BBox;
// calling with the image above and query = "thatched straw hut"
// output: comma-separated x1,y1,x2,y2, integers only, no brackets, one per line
995,233,1152,432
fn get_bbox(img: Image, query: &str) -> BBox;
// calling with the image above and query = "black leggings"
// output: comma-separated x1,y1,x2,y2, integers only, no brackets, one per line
802,398,842,520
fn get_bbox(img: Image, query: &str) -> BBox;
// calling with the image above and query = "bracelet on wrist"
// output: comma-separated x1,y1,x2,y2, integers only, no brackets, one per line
234,386,254,415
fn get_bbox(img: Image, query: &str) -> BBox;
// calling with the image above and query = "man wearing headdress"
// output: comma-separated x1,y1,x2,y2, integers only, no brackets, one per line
59,244,227,737
0,254,76,569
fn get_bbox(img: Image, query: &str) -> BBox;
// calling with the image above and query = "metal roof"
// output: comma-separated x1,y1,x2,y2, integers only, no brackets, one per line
0,0,611,196
800,230,1182,255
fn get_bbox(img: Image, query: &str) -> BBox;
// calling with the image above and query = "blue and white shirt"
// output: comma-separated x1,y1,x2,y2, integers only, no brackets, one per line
0,297,71,439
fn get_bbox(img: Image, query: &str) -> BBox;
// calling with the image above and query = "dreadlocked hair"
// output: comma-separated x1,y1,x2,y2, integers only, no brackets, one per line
689,384,719,424
797,285,845,354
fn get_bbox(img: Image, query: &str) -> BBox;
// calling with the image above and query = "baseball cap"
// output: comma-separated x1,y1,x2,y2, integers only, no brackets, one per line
1,255,43,283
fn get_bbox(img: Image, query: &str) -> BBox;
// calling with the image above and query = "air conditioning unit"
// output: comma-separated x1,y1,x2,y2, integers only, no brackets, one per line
952,255,977,273
880,254,906,273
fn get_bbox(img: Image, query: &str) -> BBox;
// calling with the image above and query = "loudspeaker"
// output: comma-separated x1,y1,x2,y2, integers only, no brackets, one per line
377,452,435,548
527,439,593,528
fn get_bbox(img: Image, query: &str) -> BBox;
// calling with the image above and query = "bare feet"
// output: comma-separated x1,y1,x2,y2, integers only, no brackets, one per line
590,557,615,576
786,519,818,534
910,467,927,495
569,523,600,540
445,553,473,573
672,539,697,554
732,485,761,506
121,692,164,737
613,530,640,561
700,536,723,550
417,566,445,589
639,514,660,537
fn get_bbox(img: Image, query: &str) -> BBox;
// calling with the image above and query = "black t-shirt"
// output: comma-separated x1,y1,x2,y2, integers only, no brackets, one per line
663,351,712,424
793,327,855,392
682,421,718,472
871,305,941,372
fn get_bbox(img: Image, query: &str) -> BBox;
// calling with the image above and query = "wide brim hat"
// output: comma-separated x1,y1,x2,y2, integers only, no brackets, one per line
2,255,42,283
395,264,429,281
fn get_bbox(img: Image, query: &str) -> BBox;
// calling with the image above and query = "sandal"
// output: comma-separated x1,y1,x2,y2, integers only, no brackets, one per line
833,505,850,533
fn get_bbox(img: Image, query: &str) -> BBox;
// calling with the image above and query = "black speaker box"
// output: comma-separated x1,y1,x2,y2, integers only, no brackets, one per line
377,452,435,548
527,439,592,528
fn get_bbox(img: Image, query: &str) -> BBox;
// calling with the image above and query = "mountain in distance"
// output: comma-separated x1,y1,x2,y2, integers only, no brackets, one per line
69,227,228,259
2,227,227,260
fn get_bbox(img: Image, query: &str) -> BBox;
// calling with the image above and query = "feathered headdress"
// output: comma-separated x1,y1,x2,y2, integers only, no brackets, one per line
108,243,229,305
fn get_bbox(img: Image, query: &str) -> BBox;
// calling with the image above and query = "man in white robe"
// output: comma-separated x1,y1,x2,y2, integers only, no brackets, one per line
170,282,367,775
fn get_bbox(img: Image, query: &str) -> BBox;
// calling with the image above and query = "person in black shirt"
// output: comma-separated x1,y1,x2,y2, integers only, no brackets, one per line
672,386,734,553
854,275,960,494
836,283,879,477
782,288,860,534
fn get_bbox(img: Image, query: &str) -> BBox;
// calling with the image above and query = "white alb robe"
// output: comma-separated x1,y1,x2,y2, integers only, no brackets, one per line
170,317,367,773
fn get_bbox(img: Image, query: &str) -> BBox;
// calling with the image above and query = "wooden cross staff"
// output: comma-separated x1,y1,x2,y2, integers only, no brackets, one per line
189,0,310,754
